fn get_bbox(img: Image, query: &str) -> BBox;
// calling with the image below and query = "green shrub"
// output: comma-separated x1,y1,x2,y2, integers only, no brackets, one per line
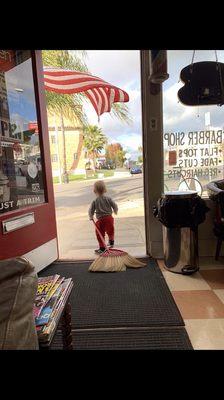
53,169,114,184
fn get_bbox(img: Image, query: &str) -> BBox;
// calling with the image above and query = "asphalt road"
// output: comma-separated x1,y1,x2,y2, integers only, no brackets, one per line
54,174,144,218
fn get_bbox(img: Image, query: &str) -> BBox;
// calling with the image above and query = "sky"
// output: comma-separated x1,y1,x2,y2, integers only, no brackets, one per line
82,51,142,160
163,50,224,134
83,50,224,160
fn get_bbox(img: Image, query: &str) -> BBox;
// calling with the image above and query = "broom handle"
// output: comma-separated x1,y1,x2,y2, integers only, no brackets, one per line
92,219,109,250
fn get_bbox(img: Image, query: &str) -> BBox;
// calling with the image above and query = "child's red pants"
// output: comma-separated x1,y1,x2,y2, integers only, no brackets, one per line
95,215,114,248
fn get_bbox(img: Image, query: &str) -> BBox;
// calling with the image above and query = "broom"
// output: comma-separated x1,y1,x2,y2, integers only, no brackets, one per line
89,219,146,272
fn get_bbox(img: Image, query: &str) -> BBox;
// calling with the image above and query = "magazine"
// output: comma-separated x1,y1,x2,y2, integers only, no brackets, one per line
54,278,72,310
38,279,73,342
33,275,60,318
45,276,64,303
35,278,64,326
41,282,73,344
42,278,72,331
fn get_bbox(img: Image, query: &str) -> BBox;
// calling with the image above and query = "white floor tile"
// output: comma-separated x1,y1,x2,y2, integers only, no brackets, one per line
214,289,224,304
185,319,224,350
162,271,211,291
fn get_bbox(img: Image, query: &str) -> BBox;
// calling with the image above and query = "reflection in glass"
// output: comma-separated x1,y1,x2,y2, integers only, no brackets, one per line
0,50,45,214
163,50,224,197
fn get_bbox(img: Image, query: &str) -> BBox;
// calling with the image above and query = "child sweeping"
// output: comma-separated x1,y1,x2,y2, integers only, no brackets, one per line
89,180,118,254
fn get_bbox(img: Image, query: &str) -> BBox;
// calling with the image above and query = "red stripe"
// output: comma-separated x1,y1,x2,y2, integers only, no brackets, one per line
98,88,105,115
95,88,109,115
113,88,121,102
85,90,99,115
92,88,101,114
44,85,84,94
44,81,121,93
90,88,103,115
44,70,106,82
101,87,110,113
44,84,129,103
44,79,123,93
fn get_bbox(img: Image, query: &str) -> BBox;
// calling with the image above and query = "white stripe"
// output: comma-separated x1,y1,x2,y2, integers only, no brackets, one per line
44,80,111,91
99,87,109,112
44,72,106,83
118,89,124,102
87,88,101,115
93,88,102,115
86,89,98,111
109,88,115,107
44,67,87,73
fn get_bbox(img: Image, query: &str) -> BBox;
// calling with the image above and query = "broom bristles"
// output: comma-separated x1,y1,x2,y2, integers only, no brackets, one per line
89,254,126,272
89,250,146,272
121,254,146,268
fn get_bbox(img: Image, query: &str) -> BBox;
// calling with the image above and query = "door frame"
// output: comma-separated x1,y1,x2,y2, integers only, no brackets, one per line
0,50,58,263
140,50,164,258
140,49,221,258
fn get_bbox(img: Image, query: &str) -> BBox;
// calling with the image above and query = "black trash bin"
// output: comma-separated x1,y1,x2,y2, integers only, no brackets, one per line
153,191,209,275
207,179,224,260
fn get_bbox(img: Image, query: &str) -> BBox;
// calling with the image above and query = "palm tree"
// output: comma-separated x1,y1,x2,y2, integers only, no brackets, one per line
42,50,89,183
84,125,107,170
110,103,132,124
138,145,143,164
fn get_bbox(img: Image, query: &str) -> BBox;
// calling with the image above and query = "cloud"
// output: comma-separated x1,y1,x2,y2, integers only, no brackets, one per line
5,59,36,106
163,82,196,129
115,133,142,151
163,50,224,133
83,51,143,157
85,50,141,88
83,50,224,156
163,80,224,133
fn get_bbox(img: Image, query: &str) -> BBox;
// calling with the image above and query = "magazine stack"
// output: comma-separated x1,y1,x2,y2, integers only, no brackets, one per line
34,275,73,344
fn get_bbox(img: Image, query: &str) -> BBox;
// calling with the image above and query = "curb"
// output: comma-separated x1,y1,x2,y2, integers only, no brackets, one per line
53,172,131,186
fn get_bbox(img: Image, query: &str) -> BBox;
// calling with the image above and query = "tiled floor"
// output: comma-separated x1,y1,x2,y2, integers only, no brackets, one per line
157,257,224,350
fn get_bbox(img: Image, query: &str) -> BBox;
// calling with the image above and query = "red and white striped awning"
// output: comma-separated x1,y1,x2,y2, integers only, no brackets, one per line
43,67,129,117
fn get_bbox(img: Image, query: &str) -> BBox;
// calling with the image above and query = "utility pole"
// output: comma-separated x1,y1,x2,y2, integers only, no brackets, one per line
60,110,69,184
54,113,62,184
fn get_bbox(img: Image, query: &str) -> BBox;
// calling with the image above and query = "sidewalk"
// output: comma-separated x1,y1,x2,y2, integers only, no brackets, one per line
56,198,146,260
54,170,131,188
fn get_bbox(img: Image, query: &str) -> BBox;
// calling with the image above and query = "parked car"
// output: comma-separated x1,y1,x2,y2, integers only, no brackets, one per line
130,166,142,175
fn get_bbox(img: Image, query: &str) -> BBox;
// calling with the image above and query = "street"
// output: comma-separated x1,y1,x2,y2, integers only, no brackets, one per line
53,174,146,259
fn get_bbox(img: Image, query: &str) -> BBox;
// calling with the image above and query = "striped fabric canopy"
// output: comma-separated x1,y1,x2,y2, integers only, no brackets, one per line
43,67,129,117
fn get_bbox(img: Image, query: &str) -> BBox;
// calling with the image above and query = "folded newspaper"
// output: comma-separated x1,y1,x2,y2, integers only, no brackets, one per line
35,276,73,343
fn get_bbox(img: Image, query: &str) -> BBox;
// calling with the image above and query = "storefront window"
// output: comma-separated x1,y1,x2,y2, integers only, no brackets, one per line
0,50,45,214
163,50,224,197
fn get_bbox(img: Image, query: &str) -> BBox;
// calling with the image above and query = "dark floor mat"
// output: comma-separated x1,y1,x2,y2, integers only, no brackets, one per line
50,327,193,350
39,259,184,329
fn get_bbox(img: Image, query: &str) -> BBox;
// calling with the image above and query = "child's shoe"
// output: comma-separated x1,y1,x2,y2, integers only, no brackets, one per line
107,240,114,248
94,248,105,254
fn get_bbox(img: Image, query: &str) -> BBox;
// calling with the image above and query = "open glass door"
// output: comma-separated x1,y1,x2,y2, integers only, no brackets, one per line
162,50,224,256
0,50,58,271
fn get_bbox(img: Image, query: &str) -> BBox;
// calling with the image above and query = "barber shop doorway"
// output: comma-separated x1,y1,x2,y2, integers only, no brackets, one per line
45,50,148,260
